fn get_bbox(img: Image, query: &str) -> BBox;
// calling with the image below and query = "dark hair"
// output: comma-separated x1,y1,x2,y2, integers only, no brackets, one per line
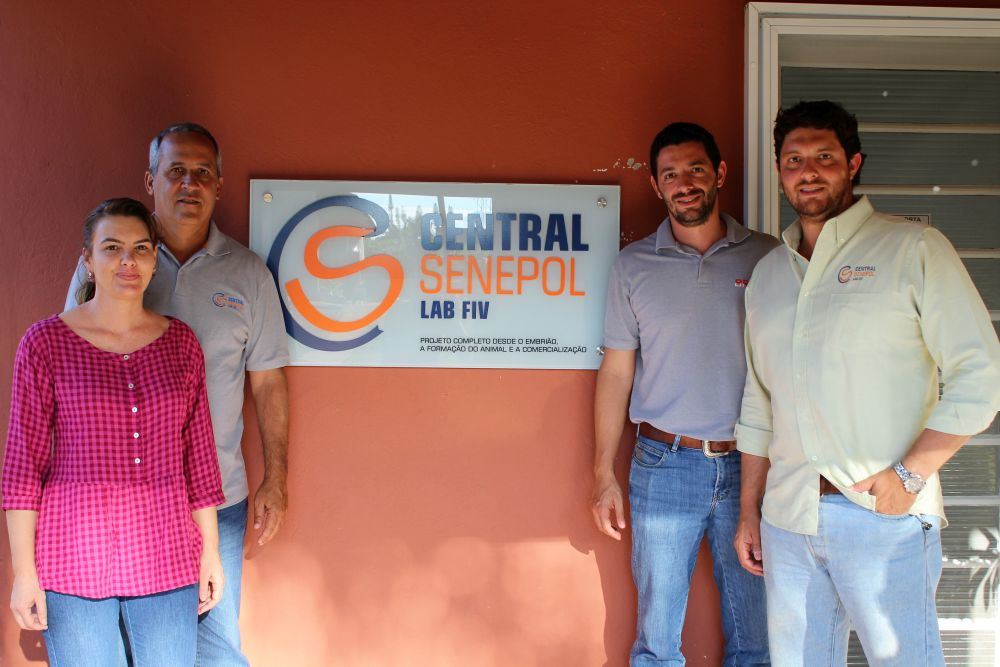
773,100,864,185
649,122,722,175
148,122,222,176
76,198,158,304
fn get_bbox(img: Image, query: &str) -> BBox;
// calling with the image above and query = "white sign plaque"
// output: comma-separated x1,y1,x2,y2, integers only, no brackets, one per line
249,180,620,369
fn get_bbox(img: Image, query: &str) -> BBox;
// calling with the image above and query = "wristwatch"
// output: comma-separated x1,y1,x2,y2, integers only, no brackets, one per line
893,462,925,495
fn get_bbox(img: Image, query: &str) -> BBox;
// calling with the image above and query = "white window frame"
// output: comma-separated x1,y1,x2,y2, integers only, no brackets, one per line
743,2,1000,238
744,6,1000,660
744,0,1000,450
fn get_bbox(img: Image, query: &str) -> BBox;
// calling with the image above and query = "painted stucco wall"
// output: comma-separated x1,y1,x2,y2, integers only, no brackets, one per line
3,1,1000,664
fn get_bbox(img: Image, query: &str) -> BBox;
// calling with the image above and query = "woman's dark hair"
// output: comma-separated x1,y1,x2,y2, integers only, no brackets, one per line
76,198,158,304
773,100,865,185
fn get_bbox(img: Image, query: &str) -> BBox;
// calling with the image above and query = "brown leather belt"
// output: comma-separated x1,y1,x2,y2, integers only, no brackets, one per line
638,423,736,458
819,477,842,495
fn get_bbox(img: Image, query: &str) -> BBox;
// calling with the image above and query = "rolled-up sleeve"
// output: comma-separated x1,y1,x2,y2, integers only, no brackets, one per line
917,227,1000,435
736,283,774,457
181,339,225,510
3,330,55,510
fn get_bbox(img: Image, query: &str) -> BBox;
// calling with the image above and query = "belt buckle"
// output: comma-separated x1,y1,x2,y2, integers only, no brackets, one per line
702,440,729,458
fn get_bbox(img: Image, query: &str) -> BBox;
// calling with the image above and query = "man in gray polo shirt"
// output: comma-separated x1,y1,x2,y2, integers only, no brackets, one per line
66,123,289,666
591,122,776,665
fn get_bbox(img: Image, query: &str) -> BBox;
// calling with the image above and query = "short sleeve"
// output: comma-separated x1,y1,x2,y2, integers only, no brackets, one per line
603,255,640,350
3,327,55,510
245,260,290,372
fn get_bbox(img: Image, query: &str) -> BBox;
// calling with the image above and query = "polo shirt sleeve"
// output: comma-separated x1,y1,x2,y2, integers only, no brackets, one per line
916,227,1000,435
602,254,639,351
245,260,290,372
736,283,774,457
2,327,54,511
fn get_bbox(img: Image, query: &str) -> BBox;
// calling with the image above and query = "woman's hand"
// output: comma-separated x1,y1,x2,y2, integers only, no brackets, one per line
10,572,47,630
198,547,225,614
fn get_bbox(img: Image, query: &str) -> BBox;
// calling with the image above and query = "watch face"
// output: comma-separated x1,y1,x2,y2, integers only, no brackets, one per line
904,477,924,494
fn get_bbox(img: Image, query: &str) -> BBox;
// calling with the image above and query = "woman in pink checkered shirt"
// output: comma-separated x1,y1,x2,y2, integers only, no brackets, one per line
3,198,225,665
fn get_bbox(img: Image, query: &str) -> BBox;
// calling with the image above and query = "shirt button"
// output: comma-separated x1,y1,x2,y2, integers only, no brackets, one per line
131,407,138,413
811,455,818,461
133,432,140,439
134,457,141,464
123,354,129,360
128,383,135,390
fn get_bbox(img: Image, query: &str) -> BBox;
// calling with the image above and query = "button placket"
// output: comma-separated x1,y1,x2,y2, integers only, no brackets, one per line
123,355,142,471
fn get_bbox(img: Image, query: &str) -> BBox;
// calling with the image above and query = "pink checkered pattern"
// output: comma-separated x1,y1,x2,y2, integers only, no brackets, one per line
3,315,224,598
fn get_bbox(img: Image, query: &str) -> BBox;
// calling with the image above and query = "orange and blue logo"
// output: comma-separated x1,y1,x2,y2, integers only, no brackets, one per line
837,265,853,283
213,292,246,311
266,196,404,351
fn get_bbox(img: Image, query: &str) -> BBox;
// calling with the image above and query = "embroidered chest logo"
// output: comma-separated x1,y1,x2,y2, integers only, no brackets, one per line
837,265,875,284
734,278,749,288
212,292,246,312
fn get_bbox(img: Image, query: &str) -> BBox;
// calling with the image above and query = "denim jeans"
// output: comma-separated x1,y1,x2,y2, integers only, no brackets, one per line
44,584,197,666
197,498,250,667
628,435,769,666
761,494,944,666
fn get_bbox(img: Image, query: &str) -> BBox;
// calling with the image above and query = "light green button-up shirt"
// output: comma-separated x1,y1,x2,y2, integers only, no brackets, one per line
736,196,1000,535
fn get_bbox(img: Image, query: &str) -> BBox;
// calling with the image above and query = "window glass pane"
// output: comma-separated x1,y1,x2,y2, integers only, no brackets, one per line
849,631,999,665
781,68,1000,124
780,196,1000,249
940,446,1000,497
963,259,1000,310
866,196,1000,249
941,506,1000,563
848,630,999,665
859,134,1000,186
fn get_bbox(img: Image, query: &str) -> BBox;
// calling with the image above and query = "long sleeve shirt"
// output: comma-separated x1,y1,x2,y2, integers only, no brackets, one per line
3,316,224,597
736,197,1000,535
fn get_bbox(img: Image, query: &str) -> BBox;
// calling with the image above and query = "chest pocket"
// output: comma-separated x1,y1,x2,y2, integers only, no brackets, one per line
827,292,917,355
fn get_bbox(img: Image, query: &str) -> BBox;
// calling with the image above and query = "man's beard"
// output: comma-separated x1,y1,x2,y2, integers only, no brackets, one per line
786,177,852,221
666,184,718,228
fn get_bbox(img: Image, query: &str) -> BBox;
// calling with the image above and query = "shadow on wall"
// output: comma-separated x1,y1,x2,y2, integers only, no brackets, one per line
18,630,45,662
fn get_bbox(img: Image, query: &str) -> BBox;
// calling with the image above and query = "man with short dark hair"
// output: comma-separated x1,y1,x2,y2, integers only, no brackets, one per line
735,100,1000,664
592,122,775,665
67,123,290,666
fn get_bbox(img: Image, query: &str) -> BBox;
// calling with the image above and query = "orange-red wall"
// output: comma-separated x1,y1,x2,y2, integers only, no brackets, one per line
4,1,1000,665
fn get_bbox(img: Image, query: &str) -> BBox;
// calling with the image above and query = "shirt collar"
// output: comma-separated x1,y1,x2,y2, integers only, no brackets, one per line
655,213,750,253
202,222,231,257
781,195,874,251
157,221,231,266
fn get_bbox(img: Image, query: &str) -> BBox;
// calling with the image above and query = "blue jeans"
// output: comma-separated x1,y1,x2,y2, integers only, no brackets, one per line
197,498,250,667
44,585,197,666
628,435,769,666
761,495,944,666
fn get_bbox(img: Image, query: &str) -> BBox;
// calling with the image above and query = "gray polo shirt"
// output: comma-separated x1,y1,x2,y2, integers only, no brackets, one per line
604,214,779,441
66,222,289,507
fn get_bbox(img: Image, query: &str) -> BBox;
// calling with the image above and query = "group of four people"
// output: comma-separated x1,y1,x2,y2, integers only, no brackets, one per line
593,100,1000,666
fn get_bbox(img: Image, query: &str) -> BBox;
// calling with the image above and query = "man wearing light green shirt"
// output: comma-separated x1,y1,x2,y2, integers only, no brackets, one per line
734,100,1000,666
